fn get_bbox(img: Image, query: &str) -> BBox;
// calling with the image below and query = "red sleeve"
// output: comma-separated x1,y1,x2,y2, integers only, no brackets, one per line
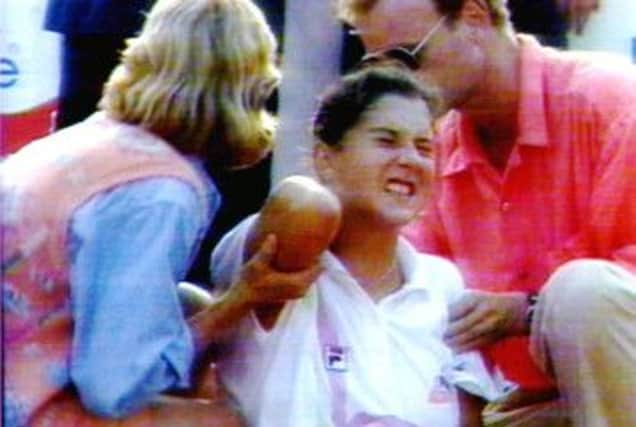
546,112,636,276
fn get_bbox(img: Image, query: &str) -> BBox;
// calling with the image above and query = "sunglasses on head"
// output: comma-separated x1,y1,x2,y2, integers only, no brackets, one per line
358,15,447,70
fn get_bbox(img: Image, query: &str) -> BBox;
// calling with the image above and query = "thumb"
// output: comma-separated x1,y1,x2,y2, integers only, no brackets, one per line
254,234,278,265
448,292,478,320
193,363,226,401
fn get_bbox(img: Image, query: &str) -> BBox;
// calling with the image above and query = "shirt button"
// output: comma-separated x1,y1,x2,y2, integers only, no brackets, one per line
501,201,511,212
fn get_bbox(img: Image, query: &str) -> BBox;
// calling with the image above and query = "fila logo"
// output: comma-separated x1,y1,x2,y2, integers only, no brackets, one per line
324,345,349,372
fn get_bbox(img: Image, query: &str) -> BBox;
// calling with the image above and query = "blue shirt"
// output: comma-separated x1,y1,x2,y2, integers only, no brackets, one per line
67,174,219,418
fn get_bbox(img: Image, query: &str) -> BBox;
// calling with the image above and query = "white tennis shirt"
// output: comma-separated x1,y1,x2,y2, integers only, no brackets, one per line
211,215,504,427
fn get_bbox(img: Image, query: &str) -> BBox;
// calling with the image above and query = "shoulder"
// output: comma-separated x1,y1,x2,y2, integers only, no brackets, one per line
398,238,464,301
210,215,259,290
72,177,206,236
545,48,636,116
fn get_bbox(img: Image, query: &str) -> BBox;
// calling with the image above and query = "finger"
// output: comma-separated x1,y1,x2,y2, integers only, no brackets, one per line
446,313,499,349
491,387,560,412
451,333,493,354
489,389,527,412
253,234,277,264
445,302,487,338
289,261,323,283
270,267,322,299
448,293,479,321
253,285,307,302
260,260,322,287
449,318,501,352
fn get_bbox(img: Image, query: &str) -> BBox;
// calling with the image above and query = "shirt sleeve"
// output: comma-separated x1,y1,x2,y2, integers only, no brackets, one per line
209,214,258,292
546,110,636,276
67,177,214,419
587,112,636,273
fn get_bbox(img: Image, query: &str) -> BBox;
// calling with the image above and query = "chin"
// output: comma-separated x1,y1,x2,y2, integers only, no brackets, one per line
381,208,420,228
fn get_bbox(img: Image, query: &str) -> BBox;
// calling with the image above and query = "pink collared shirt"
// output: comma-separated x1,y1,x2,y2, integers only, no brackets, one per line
404,36,636,389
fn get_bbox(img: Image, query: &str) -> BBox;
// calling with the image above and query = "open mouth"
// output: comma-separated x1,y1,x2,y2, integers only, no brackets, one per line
384,178,416,197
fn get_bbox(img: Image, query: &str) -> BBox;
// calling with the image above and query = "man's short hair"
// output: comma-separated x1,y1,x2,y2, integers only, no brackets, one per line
337,0,511,30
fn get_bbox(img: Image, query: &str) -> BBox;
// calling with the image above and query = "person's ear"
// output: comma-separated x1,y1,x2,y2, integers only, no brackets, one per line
460,0,492,27
313,143,336,184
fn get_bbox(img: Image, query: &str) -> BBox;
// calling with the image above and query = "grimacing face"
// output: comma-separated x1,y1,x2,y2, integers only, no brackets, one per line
317,94,434,227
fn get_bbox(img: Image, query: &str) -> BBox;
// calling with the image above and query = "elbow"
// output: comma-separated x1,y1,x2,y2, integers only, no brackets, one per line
78,393,134,420
74,378,147,419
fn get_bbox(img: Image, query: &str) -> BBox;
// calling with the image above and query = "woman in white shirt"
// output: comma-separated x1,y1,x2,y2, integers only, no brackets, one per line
209,67,504,427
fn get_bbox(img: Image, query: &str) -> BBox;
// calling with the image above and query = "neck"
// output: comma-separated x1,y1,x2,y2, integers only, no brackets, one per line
461,33,521,169
331,215,401,301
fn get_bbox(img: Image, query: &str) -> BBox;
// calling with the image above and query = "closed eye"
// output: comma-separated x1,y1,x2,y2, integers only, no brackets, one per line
377,136,397,145
370,129,399,146
415,139,433,157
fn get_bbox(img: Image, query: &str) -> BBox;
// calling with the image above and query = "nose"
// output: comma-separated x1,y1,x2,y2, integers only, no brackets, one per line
396,143,426,167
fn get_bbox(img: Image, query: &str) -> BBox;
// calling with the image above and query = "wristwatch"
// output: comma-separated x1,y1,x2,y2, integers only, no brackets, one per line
525,292,539,330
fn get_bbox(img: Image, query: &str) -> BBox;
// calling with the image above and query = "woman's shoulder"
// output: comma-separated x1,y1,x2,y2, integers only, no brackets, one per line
398,238,465,300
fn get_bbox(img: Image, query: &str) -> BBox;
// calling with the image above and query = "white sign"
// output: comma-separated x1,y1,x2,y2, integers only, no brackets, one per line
0,0,61,114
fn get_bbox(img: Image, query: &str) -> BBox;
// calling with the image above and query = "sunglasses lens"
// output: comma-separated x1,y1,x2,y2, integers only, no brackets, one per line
385,49,419,69
359,48,418,70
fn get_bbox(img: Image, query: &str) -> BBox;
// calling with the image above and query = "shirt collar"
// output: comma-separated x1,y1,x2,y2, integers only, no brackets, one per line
321,238,431,297
441,35,549,177
516,35,550,148
395,238,431,294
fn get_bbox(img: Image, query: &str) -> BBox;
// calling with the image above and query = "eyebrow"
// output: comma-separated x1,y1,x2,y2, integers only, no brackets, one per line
368,126,400,135
369,125,434,139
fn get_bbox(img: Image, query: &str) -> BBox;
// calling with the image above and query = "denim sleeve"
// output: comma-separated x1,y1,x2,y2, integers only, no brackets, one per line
67,177,217,419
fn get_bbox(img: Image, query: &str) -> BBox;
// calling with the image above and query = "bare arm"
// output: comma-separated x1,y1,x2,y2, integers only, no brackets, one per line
188,175,341,348
187,234,323,353
458,390,486,427
243,175,341,328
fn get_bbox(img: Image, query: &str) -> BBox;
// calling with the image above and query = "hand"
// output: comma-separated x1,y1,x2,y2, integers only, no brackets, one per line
557,0,600,34
141,394,245,427
188,234,323,346
487,387,559,412
231,234,323,309
444,290,528,353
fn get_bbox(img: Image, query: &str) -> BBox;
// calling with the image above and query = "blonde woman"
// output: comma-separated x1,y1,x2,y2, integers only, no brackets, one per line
2,0,317,426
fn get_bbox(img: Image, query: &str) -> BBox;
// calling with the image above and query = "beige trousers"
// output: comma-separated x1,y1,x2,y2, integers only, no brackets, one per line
486,259,636,427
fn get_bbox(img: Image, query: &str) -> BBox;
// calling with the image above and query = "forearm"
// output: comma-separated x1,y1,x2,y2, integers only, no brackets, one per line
187,286,253,355
458,389,486,427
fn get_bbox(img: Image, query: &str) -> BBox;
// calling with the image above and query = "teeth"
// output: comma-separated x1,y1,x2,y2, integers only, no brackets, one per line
385,181,413,196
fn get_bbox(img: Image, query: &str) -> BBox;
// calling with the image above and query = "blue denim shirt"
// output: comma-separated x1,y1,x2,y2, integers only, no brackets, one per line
67,174,219,418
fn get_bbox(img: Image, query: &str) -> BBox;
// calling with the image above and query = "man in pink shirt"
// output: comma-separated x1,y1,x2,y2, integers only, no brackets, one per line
338,0,636,426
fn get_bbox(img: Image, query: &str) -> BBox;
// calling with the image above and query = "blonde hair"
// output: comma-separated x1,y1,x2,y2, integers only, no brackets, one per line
337,0,511,30
100,0,280,166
